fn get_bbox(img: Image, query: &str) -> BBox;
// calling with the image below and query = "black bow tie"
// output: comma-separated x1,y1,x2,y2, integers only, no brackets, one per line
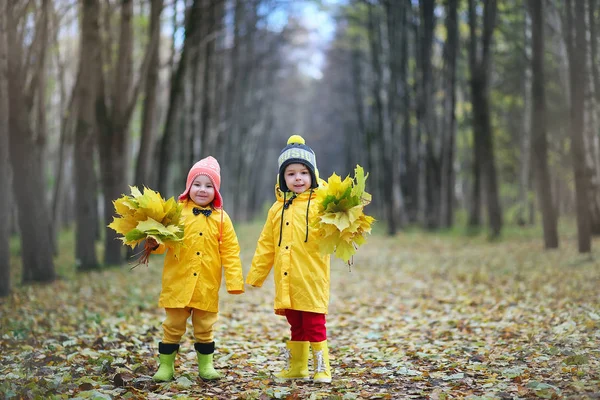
193,208,212,217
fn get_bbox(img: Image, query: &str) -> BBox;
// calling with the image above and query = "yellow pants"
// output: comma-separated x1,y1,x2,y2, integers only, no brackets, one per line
162,307,218,344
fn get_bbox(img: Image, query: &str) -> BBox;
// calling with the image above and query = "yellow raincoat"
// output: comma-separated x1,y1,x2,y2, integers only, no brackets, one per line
247,185,331,315
154,200,244,312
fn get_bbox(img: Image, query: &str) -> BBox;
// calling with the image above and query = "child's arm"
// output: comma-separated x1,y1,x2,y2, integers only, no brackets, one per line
220,213,245,294
246,208,276,287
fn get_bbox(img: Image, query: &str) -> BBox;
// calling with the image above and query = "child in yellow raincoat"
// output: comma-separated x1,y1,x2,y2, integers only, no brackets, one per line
246,135,332,383
147,156,244,382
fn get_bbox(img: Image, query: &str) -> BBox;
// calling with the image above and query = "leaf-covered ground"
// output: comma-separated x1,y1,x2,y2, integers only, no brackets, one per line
1,224,599,399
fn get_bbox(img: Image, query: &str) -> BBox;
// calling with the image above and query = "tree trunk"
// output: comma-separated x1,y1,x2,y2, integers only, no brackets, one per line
6,2,56,284
518,4,532,226
467,0,482,229
74,0,101,270
200,0,216,159
51,6,78,247
135,0,164,188
528,0,559,249
368,1,398,234
97,0,162,265
440,0,459,228
468,0,502,238
157,0,201,197
0,0,11,297
400,4,415,223
417,0,439,229
384,0,407,229
566,0,592,252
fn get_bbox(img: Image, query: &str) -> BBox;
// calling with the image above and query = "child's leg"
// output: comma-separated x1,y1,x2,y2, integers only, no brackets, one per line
191,309,218,342
285,309,305,341
191,309,221,380
153,307,190,382
275,309,310,380
162,307,192,343
303,312,331,383
302,312,326,343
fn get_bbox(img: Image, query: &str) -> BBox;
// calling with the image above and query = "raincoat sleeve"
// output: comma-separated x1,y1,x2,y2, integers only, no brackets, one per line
220,213,245,294
246,207,276,287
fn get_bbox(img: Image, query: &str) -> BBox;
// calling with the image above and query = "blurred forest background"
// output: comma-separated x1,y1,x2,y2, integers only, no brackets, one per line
1,0,599,297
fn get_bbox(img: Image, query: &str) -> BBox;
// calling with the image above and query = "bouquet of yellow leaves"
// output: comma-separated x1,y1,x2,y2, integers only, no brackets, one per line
314,165,375,264
108,186,184,267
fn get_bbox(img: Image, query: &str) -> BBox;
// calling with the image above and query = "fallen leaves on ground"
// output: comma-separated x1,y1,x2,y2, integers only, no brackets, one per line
1,225,599,399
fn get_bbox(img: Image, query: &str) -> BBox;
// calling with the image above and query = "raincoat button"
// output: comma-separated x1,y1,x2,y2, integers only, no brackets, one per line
286,222,289,225
194,272,197,276
199,232,203,236
284,272,287,276
196,251,200,255
285,246,289,249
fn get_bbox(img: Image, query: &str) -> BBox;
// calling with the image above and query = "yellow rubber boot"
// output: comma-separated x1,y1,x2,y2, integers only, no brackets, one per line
274,341,310,380
311,340,331,383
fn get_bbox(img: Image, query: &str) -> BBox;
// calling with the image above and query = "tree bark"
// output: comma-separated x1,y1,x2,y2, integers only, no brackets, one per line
51,7,78,246
74,0,101,270
518,4,532,226
466,1,481,230
440,0,459,228
6,1,56,284
468,0,502,238
566,0,592,252
417,0,439,229
368,1,399,234
135,0,164,188
528,0,559,249
384,0,407,229
97,0,162,265
157,0,201,197
0,0,11,297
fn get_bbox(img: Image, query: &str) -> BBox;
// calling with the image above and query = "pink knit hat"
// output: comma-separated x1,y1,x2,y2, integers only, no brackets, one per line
178,156,223,208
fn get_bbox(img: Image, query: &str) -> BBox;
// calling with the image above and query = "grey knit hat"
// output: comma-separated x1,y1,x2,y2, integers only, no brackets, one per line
278,135,319,192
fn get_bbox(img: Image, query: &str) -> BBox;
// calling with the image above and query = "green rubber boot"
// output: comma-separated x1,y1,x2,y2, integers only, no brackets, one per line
195,342,221,380
152,342,179,382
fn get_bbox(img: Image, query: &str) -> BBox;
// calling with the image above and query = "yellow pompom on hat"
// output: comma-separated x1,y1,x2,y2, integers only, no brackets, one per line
287,134,305,145
278,134,319,192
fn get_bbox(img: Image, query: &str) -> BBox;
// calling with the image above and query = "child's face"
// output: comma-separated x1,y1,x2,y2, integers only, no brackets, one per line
284,163,312,194
189,175,215,207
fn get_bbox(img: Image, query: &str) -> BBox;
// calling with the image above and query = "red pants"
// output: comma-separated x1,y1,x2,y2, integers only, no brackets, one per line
285,309,327,342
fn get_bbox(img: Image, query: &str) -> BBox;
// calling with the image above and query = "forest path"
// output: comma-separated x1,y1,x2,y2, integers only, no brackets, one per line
1,224,599,398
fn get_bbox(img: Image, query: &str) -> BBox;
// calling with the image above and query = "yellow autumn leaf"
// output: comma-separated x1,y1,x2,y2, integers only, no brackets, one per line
318,231,339,255
334,240,355,263
136,187,167,222
108,216,138,236
320,211,351,231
